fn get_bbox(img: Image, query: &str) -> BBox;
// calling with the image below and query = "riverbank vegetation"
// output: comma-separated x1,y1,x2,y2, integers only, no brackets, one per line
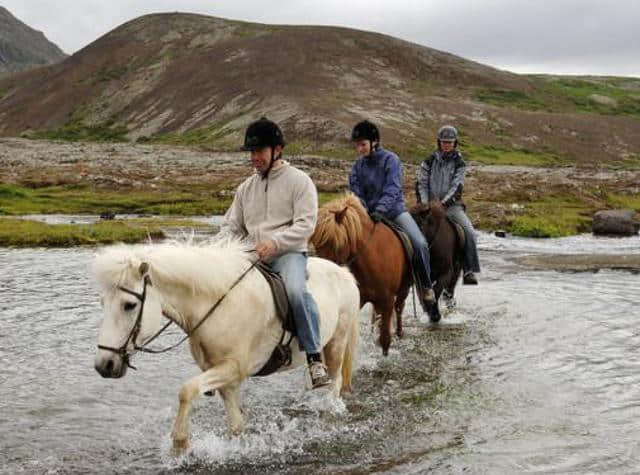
0,218,165,247
0,184,343,217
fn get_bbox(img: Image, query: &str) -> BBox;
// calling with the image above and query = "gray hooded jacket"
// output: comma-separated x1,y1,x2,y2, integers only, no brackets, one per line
416,150,466,206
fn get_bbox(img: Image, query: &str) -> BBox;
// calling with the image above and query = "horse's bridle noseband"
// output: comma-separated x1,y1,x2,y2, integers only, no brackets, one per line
97,274,153,369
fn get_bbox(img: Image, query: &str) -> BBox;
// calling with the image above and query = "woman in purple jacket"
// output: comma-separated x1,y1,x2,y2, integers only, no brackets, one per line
348,120,436,308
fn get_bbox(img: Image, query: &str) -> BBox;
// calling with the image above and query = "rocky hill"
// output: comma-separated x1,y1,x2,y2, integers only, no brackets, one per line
0,6,66,78
0,12,638,165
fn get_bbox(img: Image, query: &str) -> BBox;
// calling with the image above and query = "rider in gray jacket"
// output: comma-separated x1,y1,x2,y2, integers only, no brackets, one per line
416,125,480,285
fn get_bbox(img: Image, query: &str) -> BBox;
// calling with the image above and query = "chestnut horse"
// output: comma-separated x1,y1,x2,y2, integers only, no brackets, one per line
311,194,412,355
410,202,464,319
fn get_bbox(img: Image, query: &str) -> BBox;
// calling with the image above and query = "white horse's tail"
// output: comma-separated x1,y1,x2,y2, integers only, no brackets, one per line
341,308,359,394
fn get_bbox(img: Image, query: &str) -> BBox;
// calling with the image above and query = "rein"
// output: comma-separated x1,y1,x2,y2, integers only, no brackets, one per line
97,254,260,367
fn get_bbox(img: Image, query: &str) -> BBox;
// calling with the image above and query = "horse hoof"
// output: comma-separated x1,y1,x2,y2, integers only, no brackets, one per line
172,438,190,456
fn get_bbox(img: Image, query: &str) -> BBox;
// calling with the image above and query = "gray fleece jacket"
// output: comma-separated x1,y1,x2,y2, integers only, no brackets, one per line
219,162,317,256
416,150,466,206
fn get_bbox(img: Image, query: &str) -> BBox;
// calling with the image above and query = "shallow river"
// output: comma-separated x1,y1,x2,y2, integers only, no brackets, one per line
1,233,639,474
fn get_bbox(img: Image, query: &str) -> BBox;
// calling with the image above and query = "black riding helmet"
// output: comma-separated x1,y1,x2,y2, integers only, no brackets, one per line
244,117,285,151
351,120,380,143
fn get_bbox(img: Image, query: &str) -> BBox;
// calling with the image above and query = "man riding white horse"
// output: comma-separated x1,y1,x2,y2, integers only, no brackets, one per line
218,117,331,389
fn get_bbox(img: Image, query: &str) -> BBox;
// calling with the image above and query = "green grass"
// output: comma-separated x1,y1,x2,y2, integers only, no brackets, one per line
547,78,640,117
0,184,232,216
286,140,353,160
29,119,129,142
0,218,165,247
475,77,640,118
616,154,640,169
508,213,590,238
604,192,640,211
138,123,236,149
472,192,594,237
473,88,547,111
464,144,571,166
0,184,346,217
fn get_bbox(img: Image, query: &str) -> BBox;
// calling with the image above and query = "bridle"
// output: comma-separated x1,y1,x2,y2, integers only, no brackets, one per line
97,274,153,369
97,257,259,369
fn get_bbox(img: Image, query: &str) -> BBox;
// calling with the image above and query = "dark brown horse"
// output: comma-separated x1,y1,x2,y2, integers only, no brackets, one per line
410,202,464,320
311,194,412,355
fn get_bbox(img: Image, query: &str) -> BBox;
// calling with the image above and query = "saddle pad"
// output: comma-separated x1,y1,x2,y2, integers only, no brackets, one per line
255,261,296,334
447,218,466,248
380,217,414,262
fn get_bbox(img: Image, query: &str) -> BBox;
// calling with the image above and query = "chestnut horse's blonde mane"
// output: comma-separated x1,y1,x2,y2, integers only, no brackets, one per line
311,193,369,256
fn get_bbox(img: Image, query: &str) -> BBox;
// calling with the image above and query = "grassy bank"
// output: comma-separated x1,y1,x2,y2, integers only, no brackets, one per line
471,189,640,238
0,184,232,215
0,218,166,247
0,184,342,217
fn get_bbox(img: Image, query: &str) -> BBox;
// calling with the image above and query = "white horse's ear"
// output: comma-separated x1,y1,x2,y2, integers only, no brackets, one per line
139,262,149,276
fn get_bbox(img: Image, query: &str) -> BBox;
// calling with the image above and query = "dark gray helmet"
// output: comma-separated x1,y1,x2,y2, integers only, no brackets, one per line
351,120,380,143
437,125,458,142
244,117,285,151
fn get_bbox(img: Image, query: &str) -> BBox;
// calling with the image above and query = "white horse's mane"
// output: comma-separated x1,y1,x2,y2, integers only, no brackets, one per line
90,238,254,297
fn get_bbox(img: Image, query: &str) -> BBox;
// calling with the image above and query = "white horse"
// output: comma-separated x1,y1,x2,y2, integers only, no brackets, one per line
91,240,360,453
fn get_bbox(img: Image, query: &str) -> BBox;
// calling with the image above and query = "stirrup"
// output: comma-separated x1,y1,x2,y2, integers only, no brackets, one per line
422,287,436,304
308,362,331,389
463,272,478,285
441,290,456,309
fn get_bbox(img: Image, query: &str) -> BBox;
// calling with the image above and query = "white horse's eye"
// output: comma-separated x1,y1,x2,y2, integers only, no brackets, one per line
123,301,137,312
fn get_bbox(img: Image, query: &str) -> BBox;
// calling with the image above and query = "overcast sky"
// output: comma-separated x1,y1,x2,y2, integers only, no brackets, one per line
3,0,639,77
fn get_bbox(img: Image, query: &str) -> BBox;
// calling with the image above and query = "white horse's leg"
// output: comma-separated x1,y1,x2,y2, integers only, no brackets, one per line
218,386,244,436
171,359,243,454
323,313,349,398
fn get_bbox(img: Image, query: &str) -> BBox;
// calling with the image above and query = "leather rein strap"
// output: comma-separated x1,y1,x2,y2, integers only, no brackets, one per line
96,258,259,367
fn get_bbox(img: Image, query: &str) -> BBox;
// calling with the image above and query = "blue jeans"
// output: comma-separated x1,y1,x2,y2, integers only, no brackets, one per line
447,204,481,273
269,252,321,355
392,211,433,288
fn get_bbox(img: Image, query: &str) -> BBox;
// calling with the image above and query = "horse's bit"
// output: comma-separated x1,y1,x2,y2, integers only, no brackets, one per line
96,258,259,368
97,274,154,369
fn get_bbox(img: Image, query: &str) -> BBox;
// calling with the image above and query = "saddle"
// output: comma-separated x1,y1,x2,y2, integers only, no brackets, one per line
377,217,429,299
252,262,297,377
448,218,466,249
379,217,414,262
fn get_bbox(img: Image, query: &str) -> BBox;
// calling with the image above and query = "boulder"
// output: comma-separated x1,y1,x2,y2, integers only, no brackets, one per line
592,209,640,236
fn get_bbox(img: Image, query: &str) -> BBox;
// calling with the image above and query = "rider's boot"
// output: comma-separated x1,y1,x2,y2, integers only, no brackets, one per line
463,271,478,285
423,287,436,305
441,289,456,309
307,353,331,389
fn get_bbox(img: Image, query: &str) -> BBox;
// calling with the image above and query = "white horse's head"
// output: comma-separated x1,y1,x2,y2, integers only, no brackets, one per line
91,247,165,378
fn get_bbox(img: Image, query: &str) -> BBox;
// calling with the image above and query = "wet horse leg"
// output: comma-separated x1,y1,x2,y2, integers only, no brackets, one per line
322,314,350,397
218,386,244,435
171,359,243,454
394,284,411,338
377,299,394,356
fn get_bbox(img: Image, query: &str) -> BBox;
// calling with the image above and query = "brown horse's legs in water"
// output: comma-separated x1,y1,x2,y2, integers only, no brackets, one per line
375,299,394,356
394,284,411,338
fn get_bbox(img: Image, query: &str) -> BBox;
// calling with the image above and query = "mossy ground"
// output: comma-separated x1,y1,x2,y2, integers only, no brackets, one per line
0,218,165,247
473,76,640,118
0,184,232,215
